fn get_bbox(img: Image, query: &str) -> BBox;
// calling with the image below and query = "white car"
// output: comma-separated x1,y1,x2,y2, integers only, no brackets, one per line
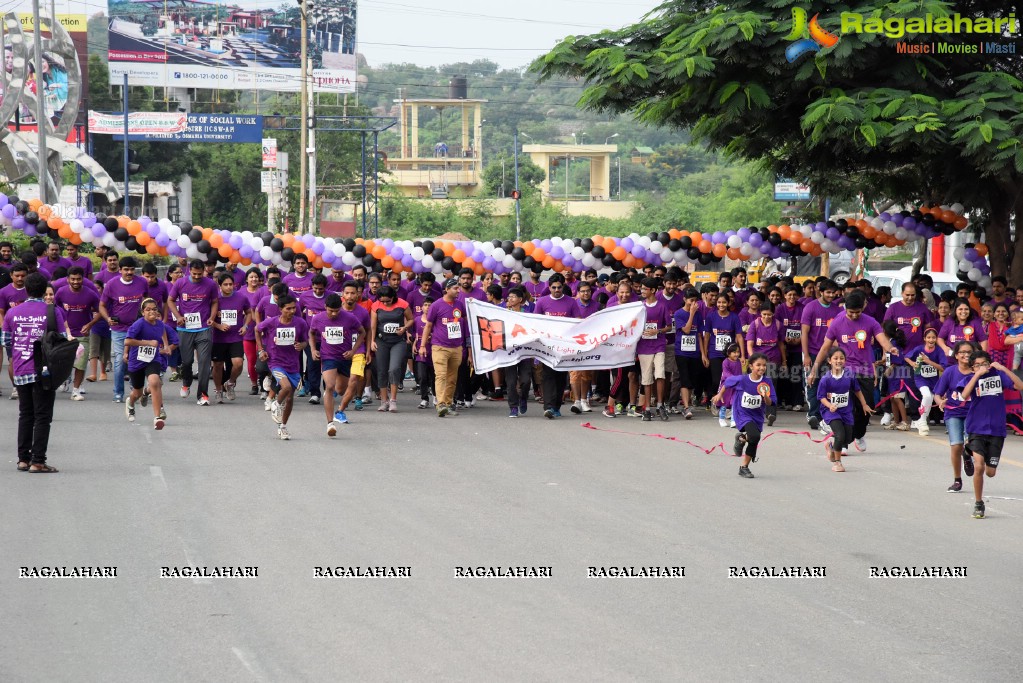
765,251,856,285
866,267,961,296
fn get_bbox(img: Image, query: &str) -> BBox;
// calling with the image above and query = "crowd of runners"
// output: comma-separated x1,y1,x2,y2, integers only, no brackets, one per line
3,238,1023,518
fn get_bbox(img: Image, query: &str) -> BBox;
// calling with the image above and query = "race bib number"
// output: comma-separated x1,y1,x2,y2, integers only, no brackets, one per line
786,328,801,341
323,326,344,346
920,364,938,378
715,334,731,352
740,392,762,409
137,345,157,363
976,376,1003,397
445,321,462,340
274,327,296,346
382,322,400,335
678,334,697,352
220,309,237,326
643,322,658,338
184,312,202,330
829,392,849,408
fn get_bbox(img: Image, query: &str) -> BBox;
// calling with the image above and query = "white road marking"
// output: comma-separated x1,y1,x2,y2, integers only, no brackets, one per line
232,647,269,681
149,466,167,492
181,541,213,585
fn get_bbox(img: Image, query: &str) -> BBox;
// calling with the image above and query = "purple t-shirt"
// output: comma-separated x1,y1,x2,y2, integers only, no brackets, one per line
345,305,371,354
884,301,933,350
52,277,99,294
0,284,28,313
95,267,120,286
906,344,946,391
412,310,431,362
406,286,435,317
256,295,304,325
145,280,169,312
777,303,804,349
533,294,581,318
126,317,178,371
213,291,251,344
54,286,100,338
226,267,247,288
705,310,742,358
67,255,93,280
659,292,684,339
2,300,67,381
242,287,268,341
801,300,840,357
171,277,219,330
723,373,777,431
738,308,760,335
957,369,1014,437
257,315,309,374
824,312,883,376
100,277,149,332
524,281,549,299
863,295,886,323
42,256,72,273
747,318,783,363
673,308,704,358
283,272,314,296
457,288,487,306
309,310,364,360
576,299,599,320
299,291,328,326
935,365,971,420
326,275,349,293
817,370,858,424
425,299,467,349
637,299,670,356
938,318,986,351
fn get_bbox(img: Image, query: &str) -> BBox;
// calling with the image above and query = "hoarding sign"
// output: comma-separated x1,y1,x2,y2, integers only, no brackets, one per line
113,113,264,143
88,111,188,135
106,0,357,93
774,178,811,202
262,138,277,167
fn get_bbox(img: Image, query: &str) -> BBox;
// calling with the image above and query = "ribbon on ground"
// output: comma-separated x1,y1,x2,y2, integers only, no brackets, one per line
581,423,832,456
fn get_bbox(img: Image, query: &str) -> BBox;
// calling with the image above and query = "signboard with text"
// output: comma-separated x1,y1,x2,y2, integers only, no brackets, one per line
774,178,811,202
114,113,264,143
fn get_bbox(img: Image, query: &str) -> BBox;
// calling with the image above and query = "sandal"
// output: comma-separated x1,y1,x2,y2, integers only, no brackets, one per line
17,461,29,472
85,375,96,382
28,464,59,473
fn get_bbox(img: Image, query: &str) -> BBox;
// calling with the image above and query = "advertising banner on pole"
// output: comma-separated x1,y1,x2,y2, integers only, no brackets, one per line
262,138,277,167
465,300,647,373
106,0,357,93
88,111,189,135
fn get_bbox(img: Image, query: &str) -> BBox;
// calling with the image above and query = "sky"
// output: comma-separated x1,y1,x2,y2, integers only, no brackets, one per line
356,0,657,70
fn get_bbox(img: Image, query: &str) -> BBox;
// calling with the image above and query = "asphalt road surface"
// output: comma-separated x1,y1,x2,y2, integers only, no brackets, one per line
3,380,1022,681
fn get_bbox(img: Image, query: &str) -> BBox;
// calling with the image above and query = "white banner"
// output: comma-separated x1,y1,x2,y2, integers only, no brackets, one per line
465,300,647,373
87,111,188,135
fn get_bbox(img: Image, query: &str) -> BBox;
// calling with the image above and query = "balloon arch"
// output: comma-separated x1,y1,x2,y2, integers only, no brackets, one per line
0,194,992,290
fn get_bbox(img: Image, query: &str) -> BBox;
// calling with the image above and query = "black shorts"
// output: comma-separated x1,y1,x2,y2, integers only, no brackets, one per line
129,362,163,390
212,341,244,363
966,435,1004,468
675,355,703,390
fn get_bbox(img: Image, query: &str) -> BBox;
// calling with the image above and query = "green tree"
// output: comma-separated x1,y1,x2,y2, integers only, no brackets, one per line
532,1,1023,279
482,154,546,197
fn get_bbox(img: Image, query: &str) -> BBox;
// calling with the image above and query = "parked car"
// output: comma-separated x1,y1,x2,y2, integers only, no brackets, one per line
866,267,961,296
764,251,856,285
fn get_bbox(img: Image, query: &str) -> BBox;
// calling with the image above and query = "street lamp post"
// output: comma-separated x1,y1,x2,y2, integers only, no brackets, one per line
513,131,521,240
617,156,621,200
297,0,308,234
605,133,619,145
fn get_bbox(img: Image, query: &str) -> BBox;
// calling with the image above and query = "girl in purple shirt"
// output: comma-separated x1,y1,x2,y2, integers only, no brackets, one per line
938,299,987,357
712,352,777,479
818,348,873,472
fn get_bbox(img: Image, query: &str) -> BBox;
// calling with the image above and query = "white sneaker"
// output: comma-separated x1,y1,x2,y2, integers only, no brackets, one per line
718,418,728,428
790,404,803,411
264,396,272,411
729,419,736,428
225,381,236,401
214,390,224,404
917,424,930,436
419,399,428,409
70,390,84,401
61,379,72,393
570,400,582,414
179,386,190,398
327,421,337,437
262,376,272,392
819,421,833,435
854,437,867,452
277,425,291,440
271,400,282,424
880,413,893,426
580,399,592,413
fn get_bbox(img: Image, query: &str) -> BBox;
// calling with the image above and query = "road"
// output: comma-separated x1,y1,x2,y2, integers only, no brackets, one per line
2,381,1022,681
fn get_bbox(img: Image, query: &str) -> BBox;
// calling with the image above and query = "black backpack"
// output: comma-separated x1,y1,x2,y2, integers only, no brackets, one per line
33,304,80,390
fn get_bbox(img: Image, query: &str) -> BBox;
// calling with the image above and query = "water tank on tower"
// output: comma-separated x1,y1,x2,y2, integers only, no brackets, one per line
448,75,467,99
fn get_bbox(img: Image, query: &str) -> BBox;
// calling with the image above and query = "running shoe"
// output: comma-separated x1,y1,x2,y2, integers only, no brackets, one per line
264,397,272,411
895,422,910,431
377,400,389,412
249,385,259,396
8,389,18,399
308,395,320,405
271,401,282,424
790,404,803,411
553,409,562,418
642,410,653,422
278,425,291,441
658,405,669,421
354,398,364,411
519,399,528,415
168,371,180,381
684,407,694,420
125,399,135,422
669,405,682,415
947,479,962,493
854,437,866,452
180,386,190,398
733,431,748,457
197,394,210,406
225,382,237,401
140,390,150,407
824,439,835,462
154,417,165,431
580,400,593,413
819,422,832,436
570,401,582,414
832,461,846,472
973,500,985,519
627,405,641,418
808,416,821,431
297,387,308,398
419,399,428,409
214,391,224,404
327,422,338,437
335,410,349,424
544,408,555,420
718,418,728,428
738,466,754,479
602,407,616,418
508,407,519,418
389,399,398,412
113,394,123,403
71,390,84,401
61,379,71,393
362,394,373,405
447,408,459,417
437,404,449,417
880,413,893,427
963,449,975,477
767,412,776,427
159,407,167,421
262,376,273,392
404,370,414,380
615,402,624,414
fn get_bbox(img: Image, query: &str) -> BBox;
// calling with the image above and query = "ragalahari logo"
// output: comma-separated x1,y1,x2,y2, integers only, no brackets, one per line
785,8,840,62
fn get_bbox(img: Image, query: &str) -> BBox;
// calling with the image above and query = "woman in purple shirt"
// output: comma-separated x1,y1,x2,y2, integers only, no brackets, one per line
705,293,745,405
212,273,252,403
242,268,266,395
937,299,987,357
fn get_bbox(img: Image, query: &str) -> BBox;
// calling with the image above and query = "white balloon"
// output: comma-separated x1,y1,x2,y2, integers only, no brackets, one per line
186,246,200,259
883,221,897,234
727,235,741,248
950,203,964,215
821,239,835,252
70,218,84,233
342,252,357,267
952,247,964,260
176,235,190,249
322,238,335,250
939,204,949,211
894,228,907,241
421,255,434,269
649,241,663,254
410,247,424,260
166,224,182,240
571,246,585,260
480,243,494,255
251,237,264,250
638,236,652,248
432,262,444,275
492,248,506,260
582,254,597,268
810,231,824,244
502,255,517,269
260,246,274,261
958,259,973,271
158,218,172,229
967,268,982,282
979,277,992,290
102,233,117,247
739,244,753,257
332,244,345,258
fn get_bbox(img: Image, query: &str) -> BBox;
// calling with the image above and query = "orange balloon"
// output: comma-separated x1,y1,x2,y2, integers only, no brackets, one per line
975,244,988,258
209,233,224,249
698,240,712,254
217,244,232,258
463,258,476,270
602,237,617,252
777,225,791,240
381,256,395,269
712,243,727,258
452,249,466,262
592,235,603,245
136,232,151,246
800,240,813,253
229,251,242,264
533,248,546,261
954,216,968,229
146,242,160,255
69,233,82,245
726,248,740,260
669,229,681,240
57,225,72,239
789,231,804,244
442,242,455,257
861,225,876,239
372,245,387,260
767,224,778,233
201,227,213,240
280,233,295,248
126,220,141,235
522,242,535,255
612,246,627,261
689,232,702,245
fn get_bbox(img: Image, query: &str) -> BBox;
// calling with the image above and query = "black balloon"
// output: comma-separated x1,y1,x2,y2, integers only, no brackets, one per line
24,210,38,224
188,228,203,243
270,238,284,251
281,247,295,262
602,254,617,267
197,240,211,254
15,200,28,214
352,244,367,258
442,257,455,271
698,253,713,265
114,227,129,241
261,232,275,245
502,240,514,252
125,236,138,251
343,238,356,250
362,255,376,267
432,248,445,261
686,247,701,260
581,238,594,252
910,210,923,220
667,239,682,251
421,240,434,253
678,236,692,250
768,233,782,246
658,232,670,245
591,245,605,258
492,239,502,248
105,217,119,231
854,237,868,248
522,256,536,269
922,214,936,225
8,195,20,206
511,247,525,260
36,219,48,234
647,231,658,242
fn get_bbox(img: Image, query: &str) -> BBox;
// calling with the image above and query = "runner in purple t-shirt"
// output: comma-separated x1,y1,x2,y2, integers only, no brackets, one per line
533,274,581,418
637,278,672,421
54,268,100,399
800,280,840,431
212,273,252,403
256,294,308,440
712,353,776,479
98,257,149,402
167,261,220,405
309,292,366,434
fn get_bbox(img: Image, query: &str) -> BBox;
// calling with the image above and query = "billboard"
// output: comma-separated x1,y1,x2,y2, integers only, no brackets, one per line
774,178,811,202
107,0,357,93
0,1,89,124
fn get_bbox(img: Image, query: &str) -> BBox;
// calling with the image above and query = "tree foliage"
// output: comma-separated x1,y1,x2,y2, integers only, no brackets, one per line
532,0,1023,279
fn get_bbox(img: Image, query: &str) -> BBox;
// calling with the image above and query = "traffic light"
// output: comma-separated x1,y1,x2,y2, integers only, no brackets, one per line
511,189,521,200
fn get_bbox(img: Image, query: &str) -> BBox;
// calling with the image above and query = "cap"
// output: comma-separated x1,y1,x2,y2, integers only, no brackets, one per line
443,277,459,289
597,273,610,283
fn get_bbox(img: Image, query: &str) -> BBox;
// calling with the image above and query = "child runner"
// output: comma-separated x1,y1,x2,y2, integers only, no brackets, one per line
256,295,308,440
713,352,776,478
308,293,366,436
745,303,785,426
904,327,945,436
881,320,911,431
715,343,743,427
818,348,873,472
124,298,177,429
957,350,1023,518
934,340,977,492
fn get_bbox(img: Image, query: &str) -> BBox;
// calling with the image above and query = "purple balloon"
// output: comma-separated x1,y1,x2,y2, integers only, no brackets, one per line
155,233,170,247
632,246,647,260
621,237,634,251
401,255,414,268
391,247,404,260
138,216,150,227
902,217,916,230
749,234,763,247
550,246,565,260
23,224,36,237
239,245,254,259
540,239,553,252
561,255,575,268
92,225,106,238
737,228,751,240
311,241,324,255
711,232,725,244
482,256,497,271
964,248,978,261
0,193,7,206
879,212,891,221
382,238,394,250
2,204,17,219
